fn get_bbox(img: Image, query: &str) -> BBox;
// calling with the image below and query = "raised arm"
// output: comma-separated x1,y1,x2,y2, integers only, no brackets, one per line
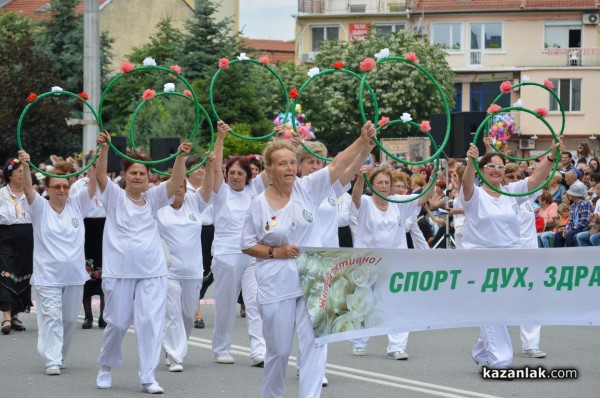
461,143,480,202
200,152,215,203
95,131,110,193
17,151,36,205
328,121,376,183
527,137,563,191
166,141,192,198
351,165,369,209
212,120,230,193
417,170,442,206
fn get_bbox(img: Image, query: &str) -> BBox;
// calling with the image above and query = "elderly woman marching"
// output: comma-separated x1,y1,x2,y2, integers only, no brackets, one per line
242,121,377,398
19,150,96,375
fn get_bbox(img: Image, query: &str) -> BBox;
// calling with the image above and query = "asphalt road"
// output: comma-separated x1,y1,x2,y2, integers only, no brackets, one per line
1,288,598,398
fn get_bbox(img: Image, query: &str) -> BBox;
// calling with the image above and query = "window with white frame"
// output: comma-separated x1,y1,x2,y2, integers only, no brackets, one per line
469,22,503,50
432,23,462,50
544,21,581,49
373,23,406,38
549,78,581,112
311,26,339,52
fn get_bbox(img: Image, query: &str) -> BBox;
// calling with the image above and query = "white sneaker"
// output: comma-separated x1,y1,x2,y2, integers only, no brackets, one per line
522,348,547,358
169,363,183,372
96,369,112,389
251,355,265,367
215,353,235,364
322,375,329,387
46,365,60,376
141,382,164,394
352,347,366,356
386,350,409,360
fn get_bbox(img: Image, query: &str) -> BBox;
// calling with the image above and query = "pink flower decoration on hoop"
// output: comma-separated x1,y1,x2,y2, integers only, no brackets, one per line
170,65,182,74
333,61,344,70
500,81,513,94
218,58,230,69
420,120,431,133
183,89,193,98
535,108,548,117
359,57,376,72
543,79,554,90
404,52,418,63
289,88,299,100
259,56,270,66
377,116,390,129
27,93,38,103
121,61,135,73
487,104,502,114
142,89,156,101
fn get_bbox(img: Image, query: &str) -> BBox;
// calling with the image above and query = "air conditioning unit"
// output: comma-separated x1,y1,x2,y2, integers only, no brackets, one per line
300,52,317,63
412,25,428,36
519,139,536,150
583,13,599,25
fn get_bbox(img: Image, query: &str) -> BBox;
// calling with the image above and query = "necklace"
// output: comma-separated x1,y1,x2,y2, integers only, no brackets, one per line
126,192,143,202
372,197,389,211
482,185,502,196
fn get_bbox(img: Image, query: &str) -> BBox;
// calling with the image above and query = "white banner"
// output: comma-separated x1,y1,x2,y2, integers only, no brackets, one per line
296,247,600,345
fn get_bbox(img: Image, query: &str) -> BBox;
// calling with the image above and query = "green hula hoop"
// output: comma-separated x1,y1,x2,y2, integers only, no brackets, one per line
364,129,440,204
473,106,560,197
209,58,289,141
97,65,201,165
128,91,215,177
486,81,565,162
291,67,379,162
358,56,452,164
372,119,437,166
17,90,101,179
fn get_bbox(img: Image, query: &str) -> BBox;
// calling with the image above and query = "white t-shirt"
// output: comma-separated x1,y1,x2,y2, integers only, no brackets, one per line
317,180,350,248
351,194,420,249
157,192,209,279
241,167,331,304
25,190,91,286
98,180,173,278
460,179,529,249
519,191,542,249
70,177,106,218
213,178,265,256
337,192,352,228
0,185,31,225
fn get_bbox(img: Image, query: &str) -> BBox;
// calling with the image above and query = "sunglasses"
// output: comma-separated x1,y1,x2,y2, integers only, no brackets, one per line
483,164,506,171
47,185,70,191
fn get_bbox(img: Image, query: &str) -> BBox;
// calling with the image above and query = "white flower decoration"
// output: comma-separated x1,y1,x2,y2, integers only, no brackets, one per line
307,67,320,78
513,99,524,108
522,75,530,83
400,113,412,123
143,57,157,66
51,86,63,92
237,53,250,61
375,48,390,60
163,83,175,93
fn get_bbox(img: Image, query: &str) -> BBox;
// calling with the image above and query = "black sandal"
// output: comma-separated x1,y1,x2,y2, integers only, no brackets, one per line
1,320,11,335
11,317,26,332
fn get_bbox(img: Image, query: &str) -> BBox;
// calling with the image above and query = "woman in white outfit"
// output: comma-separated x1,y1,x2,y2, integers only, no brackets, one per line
94,131,190,394
502,164,547,359
242,122,376,398
350,165,434,360
461,140,560,370
158,154,214,372
19,150,95,375
210,121,269,366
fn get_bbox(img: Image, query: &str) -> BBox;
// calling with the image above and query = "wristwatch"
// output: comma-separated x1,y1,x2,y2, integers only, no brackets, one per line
268,247,274,258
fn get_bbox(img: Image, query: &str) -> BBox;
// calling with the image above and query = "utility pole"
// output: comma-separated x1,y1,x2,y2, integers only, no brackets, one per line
82,0,100,157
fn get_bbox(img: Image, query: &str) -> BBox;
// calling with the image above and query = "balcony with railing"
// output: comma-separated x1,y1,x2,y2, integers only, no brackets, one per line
298,0,406,15
445,47,600,69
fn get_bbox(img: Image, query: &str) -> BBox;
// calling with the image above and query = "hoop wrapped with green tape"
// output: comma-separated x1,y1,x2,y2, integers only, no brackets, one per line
472,106,560,197
97,65,201,165
128,91,215,177
17,90,101,179
290,66,380,162
209,57,290,141
358,55,452,165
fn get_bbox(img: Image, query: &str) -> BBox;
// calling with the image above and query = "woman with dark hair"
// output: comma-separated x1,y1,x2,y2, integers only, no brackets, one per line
0,158,33,335
248,154,265,179
211,121,269,366
575,142,592,165
589,158,599,173
94,131,191,394
461,139,561,371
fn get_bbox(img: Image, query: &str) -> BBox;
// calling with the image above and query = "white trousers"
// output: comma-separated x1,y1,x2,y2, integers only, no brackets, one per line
351,332,409,353
97,277,167,384
260,296,326,398
472,325,513,369
212,253,265,359
35,285,83,367
520,325,542,351
163,278,202,365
